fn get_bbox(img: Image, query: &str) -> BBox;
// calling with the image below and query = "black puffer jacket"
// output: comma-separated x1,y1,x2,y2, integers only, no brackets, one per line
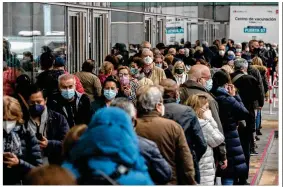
138,136,172,184
3,125,43,185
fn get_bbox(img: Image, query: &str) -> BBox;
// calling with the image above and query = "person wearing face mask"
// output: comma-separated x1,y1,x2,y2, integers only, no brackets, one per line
117,66,138,103
160,79,207,184
27,85,69,165
48,74,91,128
210,45,226,68
172,61,188,85
186,94,224,185
3,96,43,185
179,64,228,177
249,40,268,66
110,97,172,184
241,42,252,62
154,54,175,82
141,48,167,85
21,51,34,72
210,70,250,185
91,76,122,115
135,85,196,185
230,58,264,185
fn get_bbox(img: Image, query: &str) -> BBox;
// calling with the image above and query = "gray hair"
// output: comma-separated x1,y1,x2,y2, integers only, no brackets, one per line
202,41,208,47
142,48,153,56
58,74,76,85
234,58,248,71
137,85,163,113
110,98,136,119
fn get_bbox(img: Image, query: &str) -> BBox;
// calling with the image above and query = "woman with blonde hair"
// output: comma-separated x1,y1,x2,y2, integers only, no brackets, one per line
3,96,43,185
98,61,115,84
172,61,188,85
185,94,224,185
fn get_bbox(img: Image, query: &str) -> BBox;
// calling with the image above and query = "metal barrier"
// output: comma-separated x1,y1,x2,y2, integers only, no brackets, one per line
268,71,278,115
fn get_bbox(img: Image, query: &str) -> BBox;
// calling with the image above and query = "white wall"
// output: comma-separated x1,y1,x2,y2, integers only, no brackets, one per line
229,6,279,44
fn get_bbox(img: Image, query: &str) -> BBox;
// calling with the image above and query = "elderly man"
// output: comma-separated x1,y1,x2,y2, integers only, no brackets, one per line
135,85,196,185
48,74,91,128
210,45,226,68
110,98,172,185
230,58,264,185
141,48,166,85
249,40,268,66
179,64,228,174
160,79,207,184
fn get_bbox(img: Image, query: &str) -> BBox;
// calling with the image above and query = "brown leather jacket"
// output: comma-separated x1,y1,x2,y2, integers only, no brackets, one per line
136,111,196,185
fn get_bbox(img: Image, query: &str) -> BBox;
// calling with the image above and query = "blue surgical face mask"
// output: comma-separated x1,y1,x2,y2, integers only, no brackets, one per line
176,96,181,104
104,89,117,100
130,67,139,75
61,89,75,100
155,63,162,68
205,79,213,91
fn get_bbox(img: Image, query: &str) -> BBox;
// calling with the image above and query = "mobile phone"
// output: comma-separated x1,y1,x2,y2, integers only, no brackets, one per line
36,133,43,141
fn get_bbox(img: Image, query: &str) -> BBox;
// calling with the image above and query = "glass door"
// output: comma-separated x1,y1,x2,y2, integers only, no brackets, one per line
89,11,109,74
157,16,166,44
67,8,88,73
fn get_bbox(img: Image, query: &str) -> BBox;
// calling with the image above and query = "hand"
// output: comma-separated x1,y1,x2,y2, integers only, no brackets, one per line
228,84,236,96
257,107,262,110
123,87,131,97
39,136,48,149
203,109,212,120
221,159,228,170
3,152,19,168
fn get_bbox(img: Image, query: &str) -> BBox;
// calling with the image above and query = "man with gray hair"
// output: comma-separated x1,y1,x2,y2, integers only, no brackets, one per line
135,85,196,185
48,74,91,128
141,48,166,85
110,98,172,184
230,58,263,185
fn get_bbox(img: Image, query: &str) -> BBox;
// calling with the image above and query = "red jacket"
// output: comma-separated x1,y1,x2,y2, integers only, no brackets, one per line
64,71,84,93
3,68,17,96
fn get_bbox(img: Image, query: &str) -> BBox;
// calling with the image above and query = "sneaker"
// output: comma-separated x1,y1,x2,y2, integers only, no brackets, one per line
250,149,259,156
256,130,263,136
255,136,260,141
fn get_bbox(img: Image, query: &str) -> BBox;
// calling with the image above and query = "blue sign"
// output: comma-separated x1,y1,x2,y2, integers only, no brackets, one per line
166,27,184,34
244,26,266,33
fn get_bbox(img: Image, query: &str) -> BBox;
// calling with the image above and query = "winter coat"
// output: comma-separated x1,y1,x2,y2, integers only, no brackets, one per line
198,113,225,185
138,136,172,184
146,66,167,85
3,68,17,96
62,107,153,185
136,111,196,185
230,70,263,132
48,91,92,128
211,54,226,68
27,109,70,165
248,65,265,107
74,71,102,102
251,65,269,94
179,80,227,162
164,98,207,184
3,124,43,184
213,88,250,178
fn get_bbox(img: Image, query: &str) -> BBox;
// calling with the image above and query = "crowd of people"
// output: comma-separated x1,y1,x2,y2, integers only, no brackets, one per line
3,37,279,185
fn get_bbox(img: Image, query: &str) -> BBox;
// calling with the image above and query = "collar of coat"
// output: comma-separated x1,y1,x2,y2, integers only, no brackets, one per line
139,111,161,118
180,80,217,99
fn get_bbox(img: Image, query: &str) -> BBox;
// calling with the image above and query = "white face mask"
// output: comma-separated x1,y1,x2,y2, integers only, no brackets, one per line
3,120,17,134
161,103,165,116
267,47,270,51
219,50,225,56
236,48,242,53
143,56,153,65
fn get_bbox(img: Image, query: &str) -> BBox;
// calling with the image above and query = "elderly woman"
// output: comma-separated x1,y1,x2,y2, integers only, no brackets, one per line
172,61,188,85
135,85,196,185
3,96,43,185
62,107,153,185
117,66,138,102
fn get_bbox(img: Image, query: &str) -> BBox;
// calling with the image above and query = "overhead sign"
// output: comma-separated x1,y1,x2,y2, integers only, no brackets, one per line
230,6,279,44
166,27,184,34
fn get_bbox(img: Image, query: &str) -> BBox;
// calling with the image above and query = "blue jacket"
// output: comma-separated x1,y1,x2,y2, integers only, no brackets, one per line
62,107,153,185
3,125,43,184
138,136,172,184
213,88,250,178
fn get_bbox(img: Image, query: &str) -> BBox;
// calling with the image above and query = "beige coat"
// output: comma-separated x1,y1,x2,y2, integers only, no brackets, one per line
148,66,167,85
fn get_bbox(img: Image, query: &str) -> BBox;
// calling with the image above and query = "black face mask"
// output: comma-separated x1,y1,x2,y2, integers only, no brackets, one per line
29,104,45,117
